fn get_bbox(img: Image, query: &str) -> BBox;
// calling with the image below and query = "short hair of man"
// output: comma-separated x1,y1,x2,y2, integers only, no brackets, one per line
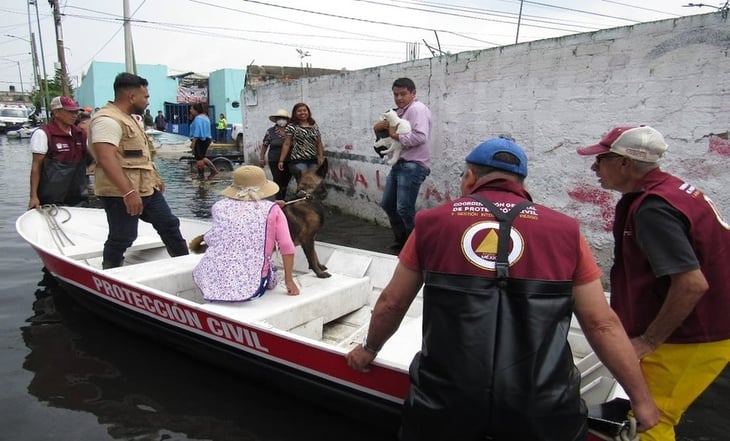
392,77,416,92
113,72,149,97
191,102,206,114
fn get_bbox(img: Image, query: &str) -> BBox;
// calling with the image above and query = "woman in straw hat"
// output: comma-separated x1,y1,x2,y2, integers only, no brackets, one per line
193,166,300,301
259,109,293,200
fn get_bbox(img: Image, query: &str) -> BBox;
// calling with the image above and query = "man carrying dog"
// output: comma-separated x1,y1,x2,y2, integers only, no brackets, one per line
373,77,432,252
90,72,188,269
347,136,659,440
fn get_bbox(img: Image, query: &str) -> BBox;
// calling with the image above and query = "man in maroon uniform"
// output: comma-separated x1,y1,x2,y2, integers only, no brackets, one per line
28,96,89,209
347,136,658,441
578,125,730,441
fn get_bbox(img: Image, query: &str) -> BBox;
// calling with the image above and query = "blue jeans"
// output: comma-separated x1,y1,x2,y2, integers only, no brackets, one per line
100,190,188,268
381,160,430,234
289,160,318,176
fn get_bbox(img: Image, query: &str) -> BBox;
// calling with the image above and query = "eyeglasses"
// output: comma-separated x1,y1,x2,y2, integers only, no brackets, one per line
595,153,623,164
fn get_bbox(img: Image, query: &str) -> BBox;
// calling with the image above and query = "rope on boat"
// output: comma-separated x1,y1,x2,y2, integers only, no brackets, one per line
37,205,76,251
616,417,638,441
282,195,311,206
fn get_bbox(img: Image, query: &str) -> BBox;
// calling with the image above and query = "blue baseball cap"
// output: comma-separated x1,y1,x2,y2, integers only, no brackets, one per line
465,136,528,177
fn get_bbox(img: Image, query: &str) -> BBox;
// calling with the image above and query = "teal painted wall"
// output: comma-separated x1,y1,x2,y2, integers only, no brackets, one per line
75,62,177,114
208,68,245,126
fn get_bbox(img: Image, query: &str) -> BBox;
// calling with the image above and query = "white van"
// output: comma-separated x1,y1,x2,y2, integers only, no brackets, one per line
0,104,32,133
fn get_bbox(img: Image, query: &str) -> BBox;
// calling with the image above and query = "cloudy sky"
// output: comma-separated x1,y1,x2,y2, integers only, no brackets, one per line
0,0,719,93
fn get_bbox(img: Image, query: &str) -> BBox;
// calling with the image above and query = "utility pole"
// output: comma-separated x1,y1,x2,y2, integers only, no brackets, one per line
25,1,39,93
123,0,137,74
50,0,71,96
28,34,42,99
515,0,524,44
31,0,51,120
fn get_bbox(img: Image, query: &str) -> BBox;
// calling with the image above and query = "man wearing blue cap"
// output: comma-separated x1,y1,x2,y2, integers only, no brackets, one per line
347,136,658,440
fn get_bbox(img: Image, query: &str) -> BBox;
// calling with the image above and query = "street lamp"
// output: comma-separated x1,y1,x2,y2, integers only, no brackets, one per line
296,48,310,101
5,35,33,88
0,58,25,95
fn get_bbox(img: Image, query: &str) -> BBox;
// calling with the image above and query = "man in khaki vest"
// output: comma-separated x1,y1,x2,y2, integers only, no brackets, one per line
90,72,188,269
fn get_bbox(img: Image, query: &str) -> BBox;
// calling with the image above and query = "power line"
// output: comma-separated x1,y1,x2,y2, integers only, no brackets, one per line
1,0,707,86
600,0,683,16
234,0,499,45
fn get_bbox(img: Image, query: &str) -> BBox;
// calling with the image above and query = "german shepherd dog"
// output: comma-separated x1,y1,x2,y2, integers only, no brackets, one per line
283,159,330,278
189,159,331,278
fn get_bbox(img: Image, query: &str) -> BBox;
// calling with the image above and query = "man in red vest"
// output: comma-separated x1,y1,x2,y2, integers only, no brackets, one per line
347,136,658,440
578,126,730,441
28,96,89,209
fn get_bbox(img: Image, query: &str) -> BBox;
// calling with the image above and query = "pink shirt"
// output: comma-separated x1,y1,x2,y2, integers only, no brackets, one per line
193,198,296,302
263,203,296,273
397,99,432,168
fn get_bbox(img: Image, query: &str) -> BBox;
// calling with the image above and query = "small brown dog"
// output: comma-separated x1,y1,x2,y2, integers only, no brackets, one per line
189,159,331,278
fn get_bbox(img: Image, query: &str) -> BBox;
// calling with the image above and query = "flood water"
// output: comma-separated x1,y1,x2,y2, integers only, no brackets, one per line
1,135,727,440
0,135,395,441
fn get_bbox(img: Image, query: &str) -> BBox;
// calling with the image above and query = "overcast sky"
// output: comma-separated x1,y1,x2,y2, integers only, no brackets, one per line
0,0,719,94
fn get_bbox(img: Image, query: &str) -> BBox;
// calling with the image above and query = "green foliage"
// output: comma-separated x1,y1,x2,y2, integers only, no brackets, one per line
29,68,72,113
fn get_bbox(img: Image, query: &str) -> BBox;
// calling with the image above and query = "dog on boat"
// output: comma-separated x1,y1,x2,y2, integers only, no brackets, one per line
283,159,330,278
189,159,331,279
372,109,411,166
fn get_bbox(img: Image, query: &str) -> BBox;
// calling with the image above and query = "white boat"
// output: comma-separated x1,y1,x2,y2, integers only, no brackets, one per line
144,128,165,137
16,206,635,440
145,130,193,157
5,125,38,139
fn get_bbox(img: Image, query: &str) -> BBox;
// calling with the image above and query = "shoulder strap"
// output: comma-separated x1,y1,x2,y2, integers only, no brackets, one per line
468,194,533,280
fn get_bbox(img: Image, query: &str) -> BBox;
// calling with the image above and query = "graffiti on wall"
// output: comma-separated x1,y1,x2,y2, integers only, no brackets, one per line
324,159,454,204
709,134,730,156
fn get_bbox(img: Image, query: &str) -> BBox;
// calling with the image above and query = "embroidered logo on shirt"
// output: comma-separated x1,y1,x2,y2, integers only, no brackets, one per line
461,221,525,270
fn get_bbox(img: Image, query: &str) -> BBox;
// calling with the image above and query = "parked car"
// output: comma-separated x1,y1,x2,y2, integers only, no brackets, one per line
0,104,32,133
231,123,243,150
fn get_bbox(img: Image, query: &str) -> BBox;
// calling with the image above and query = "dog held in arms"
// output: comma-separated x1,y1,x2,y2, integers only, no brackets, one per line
189,159,331,278
372,108,411,166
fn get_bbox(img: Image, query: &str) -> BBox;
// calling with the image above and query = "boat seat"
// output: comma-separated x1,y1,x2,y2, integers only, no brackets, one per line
201,273,372,339
103,252,203,276
63,235,166,260
200,249,376,338
104,247,374,341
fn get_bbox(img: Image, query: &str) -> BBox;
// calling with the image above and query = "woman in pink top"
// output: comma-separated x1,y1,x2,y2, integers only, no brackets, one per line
193,165,300,301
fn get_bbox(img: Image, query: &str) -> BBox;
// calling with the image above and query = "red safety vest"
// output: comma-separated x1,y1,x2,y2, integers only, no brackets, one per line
611,168,730,343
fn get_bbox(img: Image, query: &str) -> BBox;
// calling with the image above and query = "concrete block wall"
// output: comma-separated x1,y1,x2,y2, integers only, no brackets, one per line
240,12,729,269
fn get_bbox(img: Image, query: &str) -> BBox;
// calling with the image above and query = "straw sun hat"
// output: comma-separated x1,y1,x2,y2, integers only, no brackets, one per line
268,109,290,123
220,166,279,201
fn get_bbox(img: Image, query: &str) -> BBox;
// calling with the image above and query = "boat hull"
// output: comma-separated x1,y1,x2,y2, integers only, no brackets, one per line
17,207,625,440
55,276,403,429
26,234,407,430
